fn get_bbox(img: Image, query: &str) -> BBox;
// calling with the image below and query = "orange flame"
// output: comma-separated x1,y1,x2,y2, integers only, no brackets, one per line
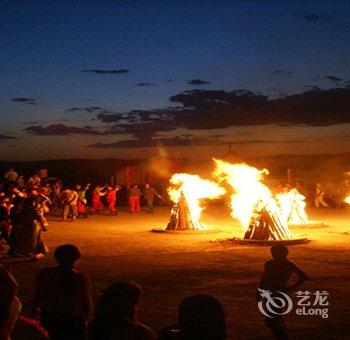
345,195,350,205
213,159,293,239
168,173,225,230
276,189,309,225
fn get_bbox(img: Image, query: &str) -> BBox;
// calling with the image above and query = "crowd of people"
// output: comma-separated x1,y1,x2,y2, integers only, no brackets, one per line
0,168,163,260
0,243,308,340
0,166,338,339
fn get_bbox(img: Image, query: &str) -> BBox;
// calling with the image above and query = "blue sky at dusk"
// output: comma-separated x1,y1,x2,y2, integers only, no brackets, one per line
1,1,349,160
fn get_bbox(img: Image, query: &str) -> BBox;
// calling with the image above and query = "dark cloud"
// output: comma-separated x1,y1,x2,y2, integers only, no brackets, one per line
272,70,293,75
97,112,123,123
65,107,82,112
65,106,105,113
57,117,73,122
0,134,17,140
97,87,350,139
187,79,210,85
86,137,305,149
303,85,322,91
81,69,129,75
99,108,187,139
115,121,177,140
325,75,343,82
21,121,40,125
23,124,104,136
84,106,104,112
165,79,173,82
134,82,156,87
295,10,333,21
170,88,350,127
12,97,36,105
87,136,223,149
309,75,322,82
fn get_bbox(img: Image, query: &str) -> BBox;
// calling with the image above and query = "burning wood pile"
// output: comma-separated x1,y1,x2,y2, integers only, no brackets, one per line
166,173,225,231
244,207,292,241
166,191,196,230
213,159,306,242
158,159,309,243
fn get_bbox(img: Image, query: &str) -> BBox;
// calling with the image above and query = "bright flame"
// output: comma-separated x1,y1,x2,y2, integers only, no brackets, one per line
345,195,350,205
276,189,309,225
213,159,293,240
168,173,225,229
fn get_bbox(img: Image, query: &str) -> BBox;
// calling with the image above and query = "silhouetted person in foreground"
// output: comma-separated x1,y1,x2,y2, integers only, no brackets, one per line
88,281,156,340
0,264,21,340
257,245,309,340
33,244,92,340
158,294,226,340
12,315,49,340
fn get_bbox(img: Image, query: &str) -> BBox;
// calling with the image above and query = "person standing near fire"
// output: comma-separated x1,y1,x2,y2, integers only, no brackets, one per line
28,174,41,188
106,185,121,215
91,185,106,214
314,182,329,208
143,182,162,213
129,184,141,213
4,168,19,185
257,245,308,340
76,184,90,218
60,188,79,222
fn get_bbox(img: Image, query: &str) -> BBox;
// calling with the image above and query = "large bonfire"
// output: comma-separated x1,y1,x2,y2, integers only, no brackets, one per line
213,159,308,241
162,159,309,240
166,173,225,230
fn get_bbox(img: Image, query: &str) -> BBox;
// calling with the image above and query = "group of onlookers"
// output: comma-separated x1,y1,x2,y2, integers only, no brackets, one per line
1,244,227,340
0,243,308,340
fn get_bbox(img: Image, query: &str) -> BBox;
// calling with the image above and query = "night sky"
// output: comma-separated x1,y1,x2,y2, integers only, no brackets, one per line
1,1,350,160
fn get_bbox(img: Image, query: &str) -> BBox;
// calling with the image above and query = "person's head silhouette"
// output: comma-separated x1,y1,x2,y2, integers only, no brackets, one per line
54,244,81,266
271,245,288,260
96,281,142,321
178,294,226,340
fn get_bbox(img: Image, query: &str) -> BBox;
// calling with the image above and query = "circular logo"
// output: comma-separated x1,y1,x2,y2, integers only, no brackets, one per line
258,289,293,318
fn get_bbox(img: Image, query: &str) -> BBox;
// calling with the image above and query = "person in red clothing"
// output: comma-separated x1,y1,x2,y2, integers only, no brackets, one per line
106,185,121,215
91,186,106,214
129,185,141,213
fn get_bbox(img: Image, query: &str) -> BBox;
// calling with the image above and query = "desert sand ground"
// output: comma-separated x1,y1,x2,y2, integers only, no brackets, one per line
1,205,349,339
